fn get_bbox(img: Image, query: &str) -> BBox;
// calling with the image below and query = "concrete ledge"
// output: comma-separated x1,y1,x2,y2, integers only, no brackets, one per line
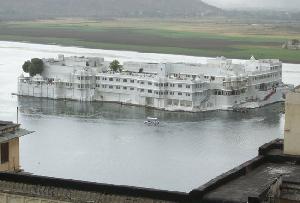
258,138,283,156
0,172,189,202
189,155,265,200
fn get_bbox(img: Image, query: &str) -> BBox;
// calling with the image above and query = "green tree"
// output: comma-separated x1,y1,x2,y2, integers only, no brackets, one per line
22,60,31,73
31,58,44,74
22,58,44,76
109,60,122,72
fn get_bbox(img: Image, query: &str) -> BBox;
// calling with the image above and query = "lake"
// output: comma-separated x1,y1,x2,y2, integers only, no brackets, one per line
0,41,299,192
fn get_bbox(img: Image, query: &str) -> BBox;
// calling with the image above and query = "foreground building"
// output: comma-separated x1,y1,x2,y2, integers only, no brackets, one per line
284,86,300,155
18,55,291,112
0,121,31,171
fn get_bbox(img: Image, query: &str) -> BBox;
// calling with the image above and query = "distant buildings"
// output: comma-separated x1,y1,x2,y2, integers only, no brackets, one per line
0,121,31,172
18,55,291,112
282,39,300,50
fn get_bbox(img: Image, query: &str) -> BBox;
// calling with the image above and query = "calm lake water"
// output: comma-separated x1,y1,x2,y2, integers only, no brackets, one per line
0,41,300,192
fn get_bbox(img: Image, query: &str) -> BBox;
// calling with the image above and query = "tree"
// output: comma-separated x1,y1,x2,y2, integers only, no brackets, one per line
30,58,44,76
109,60,122,72
22,58,44,76
22,60,31,73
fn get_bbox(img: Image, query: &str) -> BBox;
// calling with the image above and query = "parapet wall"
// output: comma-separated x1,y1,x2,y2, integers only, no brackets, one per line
0,173,189,203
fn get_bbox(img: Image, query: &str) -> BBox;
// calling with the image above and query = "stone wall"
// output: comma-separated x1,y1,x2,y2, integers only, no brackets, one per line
0,173,188,203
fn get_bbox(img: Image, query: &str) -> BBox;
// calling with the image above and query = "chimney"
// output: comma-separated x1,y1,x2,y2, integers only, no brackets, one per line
284,87,300,155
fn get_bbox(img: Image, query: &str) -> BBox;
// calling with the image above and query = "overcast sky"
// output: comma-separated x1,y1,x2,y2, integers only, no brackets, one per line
203,0,300,11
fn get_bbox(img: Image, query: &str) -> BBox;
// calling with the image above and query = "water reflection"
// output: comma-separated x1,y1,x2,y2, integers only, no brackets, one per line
18,96,284,124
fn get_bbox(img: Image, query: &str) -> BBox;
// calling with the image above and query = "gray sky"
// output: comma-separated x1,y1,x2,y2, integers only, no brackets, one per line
203,0,300,11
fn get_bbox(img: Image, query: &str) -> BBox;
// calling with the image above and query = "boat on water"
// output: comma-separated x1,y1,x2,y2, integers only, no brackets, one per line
144,117,160,126
18,55,293,112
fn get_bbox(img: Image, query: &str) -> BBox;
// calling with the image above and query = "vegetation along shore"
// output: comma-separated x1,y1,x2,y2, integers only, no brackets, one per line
1,19,300,63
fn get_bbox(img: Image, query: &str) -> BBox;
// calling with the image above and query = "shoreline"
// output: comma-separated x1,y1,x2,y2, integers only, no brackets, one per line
1,18,300,64
1,39,300,65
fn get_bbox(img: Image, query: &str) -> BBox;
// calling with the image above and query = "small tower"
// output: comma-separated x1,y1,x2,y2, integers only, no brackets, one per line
284,86,300,155
0,121,32,171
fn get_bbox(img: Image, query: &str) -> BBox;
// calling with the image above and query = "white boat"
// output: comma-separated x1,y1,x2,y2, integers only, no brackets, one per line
144,117,160,126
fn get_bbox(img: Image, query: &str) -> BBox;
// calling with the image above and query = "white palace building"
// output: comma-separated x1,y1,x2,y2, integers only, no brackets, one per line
18,55,291,112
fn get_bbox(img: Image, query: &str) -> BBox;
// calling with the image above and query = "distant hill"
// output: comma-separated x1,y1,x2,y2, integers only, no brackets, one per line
204,0,300,11
0,0,222,20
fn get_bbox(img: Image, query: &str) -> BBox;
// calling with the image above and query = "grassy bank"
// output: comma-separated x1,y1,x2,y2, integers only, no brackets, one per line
0,19,300,63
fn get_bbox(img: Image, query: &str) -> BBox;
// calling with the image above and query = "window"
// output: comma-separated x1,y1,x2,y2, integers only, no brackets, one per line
116,86,120,89
148,82,152,85
116,78,120,82
186,93,190,96
130,87,134,91
178,92,182,96
109,78,113,81
154,83,158,87
130,80,134,83
141,81,144,85
102,85,106,88
186,85,190,88
178,84,182,88
123,79,127,82
1,142,9,163
148,90,152,93
123,87,127,90
109,86,113,89
140,89,144,92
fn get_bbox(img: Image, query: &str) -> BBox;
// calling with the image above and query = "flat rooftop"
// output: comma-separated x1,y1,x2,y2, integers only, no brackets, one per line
190,139,300,203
